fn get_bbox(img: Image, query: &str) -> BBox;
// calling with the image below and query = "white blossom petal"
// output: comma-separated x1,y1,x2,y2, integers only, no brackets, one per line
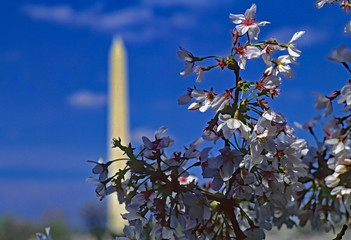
229,13,245,24
227,118,241,129
289,31,305,43
245,4,257,19
288,45,302,57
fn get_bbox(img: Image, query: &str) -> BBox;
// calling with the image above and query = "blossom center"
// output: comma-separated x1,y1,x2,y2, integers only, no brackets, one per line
265,45,275,54
235,45,246,55
206,91,215,100
243,17,255,26
178,176,188,183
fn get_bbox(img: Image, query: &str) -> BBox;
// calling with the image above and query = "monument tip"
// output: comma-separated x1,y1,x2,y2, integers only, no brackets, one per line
112,36,124,47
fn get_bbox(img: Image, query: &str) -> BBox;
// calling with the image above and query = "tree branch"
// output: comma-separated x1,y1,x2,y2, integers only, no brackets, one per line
333,224,348,240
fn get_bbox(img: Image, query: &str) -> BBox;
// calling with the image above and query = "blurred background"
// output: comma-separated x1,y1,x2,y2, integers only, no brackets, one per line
1,0,351,239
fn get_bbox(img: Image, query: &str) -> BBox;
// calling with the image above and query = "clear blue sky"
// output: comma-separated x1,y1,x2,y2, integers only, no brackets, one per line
0,0,350,227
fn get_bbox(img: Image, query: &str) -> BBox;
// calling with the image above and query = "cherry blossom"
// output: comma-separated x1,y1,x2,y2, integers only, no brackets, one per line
327,44,351,63
177,46,197,76
287,31,305,57
275,55,295,78
87,157,109,181
261,41,281,65
86,177,116,200
338,83,351,105
177,88,193,105
235,44,261,69
325,173,341,188
190,89,216,112
194,65,205,83
142,126,174,159
313,92,333,117
178,175,198,185
217,113,251,139
87,3,351,239
116,223,143,240
211,89,233,112
229,4,269,40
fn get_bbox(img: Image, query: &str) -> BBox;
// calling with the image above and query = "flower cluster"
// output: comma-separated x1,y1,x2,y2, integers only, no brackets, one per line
87,3,351,240
293,45,351,233
295,44,351,228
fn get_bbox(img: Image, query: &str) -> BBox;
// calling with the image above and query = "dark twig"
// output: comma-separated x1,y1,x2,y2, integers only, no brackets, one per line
333,224,348,240
342,62,351,74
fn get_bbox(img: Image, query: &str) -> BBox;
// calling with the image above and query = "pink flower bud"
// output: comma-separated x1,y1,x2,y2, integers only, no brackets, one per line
341,158,351,165
325,173,340,188
335,164,347,174
188,102,201,110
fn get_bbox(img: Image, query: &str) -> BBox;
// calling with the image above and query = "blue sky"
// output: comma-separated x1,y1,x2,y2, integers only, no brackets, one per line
1,0,351,227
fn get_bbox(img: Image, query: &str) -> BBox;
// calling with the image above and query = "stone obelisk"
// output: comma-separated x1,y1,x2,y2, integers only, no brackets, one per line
107,38,129,234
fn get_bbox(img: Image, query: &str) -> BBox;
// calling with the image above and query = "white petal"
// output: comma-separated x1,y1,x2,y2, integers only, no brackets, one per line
262,53,273,66
180,62,194,76
257,21,270,26
227,119,241,129
279,66,295,79
325,138,339,145
334,142,345,154
322,103,333,118
281,69,295,79
288,45,301,57
177,93,192,105
289,31,305,43
248,25,260,40
245,4,256,19
222,125,234,139
199,101,211,112
278,55,292,64
191,89,205,100
177,47,192,61
239,122,251,139
238,56,246,69
92,164,103,174
45,228,52,240
217,122,225,132
229,14,245,24
188,102,200,110
142,136,154,148
219,113,231,122
346,95,351,105
236,24,249,36
315,0,327,8
330,186,343,195
155,126,168,138
195,69,204,83
246,46,262,59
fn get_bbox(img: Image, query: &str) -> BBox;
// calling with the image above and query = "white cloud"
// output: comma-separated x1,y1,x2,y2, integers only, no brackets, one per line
142,0,215,8
130,127,154,144
21,3,202,43
22,4,153,30
67,90,106,109
297,27,330,47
